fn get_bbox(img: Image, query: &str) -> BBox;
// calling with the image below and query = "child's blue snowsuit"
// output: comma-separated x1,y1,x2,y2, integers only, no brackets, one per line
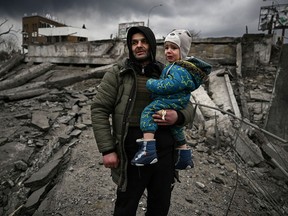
140,57,212,146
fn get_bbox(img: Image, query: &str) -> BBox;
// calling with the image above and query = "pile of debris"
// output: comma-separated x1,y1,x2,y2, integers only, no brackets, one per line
0,43,287,215
0,56,113,215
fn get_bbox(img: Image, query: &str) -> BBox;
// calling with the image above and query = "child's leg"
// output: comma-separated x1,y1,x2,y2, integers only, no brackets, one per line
176,144,189,149
175,148,194,170
131,132,158,166
131,138,158,166
132,104,159,166
171,126,194,170
143,132,155,140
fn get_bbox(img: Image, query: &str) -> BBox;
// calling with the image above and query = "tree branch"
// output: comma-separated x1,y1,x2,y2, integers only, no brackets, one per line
0,19,14,37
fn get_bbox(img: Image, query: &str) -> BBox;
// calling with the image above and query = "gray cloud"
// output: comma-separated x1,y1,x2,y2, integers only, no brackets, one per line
0,0,287,42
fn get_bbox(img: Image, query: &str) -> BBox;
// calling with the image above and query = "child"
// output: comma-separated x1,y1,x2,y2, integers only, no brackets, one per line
131,29,212,170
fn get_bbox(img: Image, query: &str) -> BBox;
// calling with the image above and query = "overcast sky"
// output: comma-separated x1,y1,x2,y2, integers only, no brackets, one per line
0,0,287,43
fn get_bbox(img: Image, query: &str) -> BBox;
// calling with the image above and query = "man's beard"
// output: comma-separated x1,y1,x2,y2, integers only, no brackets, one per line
134,51,150,62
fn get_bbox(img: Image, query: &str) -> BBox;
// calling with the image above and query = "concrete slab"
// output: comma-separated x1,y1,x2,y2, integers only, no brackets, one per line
265,44,288,143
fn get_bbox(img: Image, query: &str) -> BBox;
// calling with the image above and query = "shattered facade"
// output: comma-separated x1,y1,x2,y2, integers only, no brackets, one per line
0,34,287,215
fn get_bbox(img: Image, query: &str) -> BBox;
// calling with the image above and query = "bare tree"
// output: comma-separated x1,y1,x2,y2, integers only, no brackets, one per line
2,35,19,51
0,19,20,61
0,19,14,40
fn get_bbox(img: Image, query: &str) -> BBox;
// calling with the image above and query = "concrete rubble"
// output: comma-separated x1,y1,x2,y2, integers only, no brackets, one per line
0,36,287,215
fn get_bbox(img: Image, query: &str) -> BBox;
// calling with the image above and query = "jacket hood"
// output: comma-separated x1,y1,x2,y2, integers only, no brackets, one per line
187,57,212,75
126,26,157,62
173,57,212,87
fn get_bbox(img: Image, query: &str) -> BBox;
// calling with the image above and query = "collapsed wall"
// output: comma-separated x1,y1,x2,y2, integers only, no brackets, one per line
1,34,287,216
265,44,288,146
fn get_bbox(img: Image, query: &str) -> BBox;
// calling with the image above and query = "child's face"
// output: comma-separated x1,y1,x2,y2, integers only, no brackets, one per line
164,42,181,63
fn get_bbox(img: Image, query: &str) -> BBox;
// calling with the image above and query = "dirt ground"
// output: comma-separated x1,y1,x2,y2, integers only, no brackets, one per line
32,78,288,216
1,69,288,216
35,124,288,216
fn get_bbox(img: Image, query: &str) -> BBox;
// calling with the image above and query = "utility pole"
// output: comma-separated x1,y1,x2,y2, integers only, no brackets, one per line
147,4,162,27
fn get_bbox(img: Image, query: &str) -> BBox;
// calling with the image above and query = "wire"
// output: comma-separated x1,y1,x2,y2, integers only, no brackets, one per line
225,117,242,216
190,102,287,144
191,101,287,215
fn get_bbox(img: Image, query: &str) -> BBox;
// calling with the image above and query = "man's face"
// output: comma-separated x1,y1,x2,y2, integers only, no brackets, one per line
131,33,150,61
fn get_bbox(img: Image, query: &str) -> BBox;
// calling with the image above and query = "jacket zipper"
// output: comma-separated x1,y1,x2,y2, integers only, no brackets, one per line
118,69,137,191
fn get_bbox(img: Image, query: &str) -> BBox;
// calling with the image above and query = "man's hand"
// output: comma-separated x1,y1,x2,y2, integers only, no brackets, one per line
103,152,119,169
152,109,178,126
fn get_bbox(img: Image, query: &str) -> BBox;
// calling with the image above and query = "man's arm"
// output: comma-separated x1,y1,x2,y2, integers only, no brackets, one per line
102,152,119,169
91,65,120,168
177,102,195,126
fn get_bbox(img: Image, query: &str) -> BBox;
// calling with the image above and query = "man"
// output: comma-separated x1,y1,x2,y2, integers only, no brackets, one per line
91,26,195,216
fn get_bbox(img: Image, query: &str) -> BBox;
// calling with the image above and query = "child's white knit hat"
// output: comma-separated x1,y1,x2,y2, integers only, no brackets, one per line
164,29,192,59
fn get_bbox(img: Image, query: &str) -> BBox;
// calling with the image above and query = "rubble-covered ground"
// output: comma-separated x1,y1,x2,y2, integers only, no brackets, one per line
1,58,288,215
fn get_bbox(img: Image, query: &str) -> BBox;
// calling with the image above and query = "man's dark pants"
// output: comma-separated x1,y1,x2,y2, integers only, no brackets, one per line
114,127,175,216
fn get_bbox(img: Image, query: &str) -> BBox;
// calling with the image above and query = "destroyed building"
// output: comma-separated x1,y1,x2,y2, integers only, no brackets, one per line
0,33,288,215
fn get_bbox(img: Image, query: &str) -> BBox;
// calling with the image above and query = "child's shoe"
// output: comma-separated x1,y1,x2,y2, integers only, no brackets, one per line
175,148,194,170
131,139,158,166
